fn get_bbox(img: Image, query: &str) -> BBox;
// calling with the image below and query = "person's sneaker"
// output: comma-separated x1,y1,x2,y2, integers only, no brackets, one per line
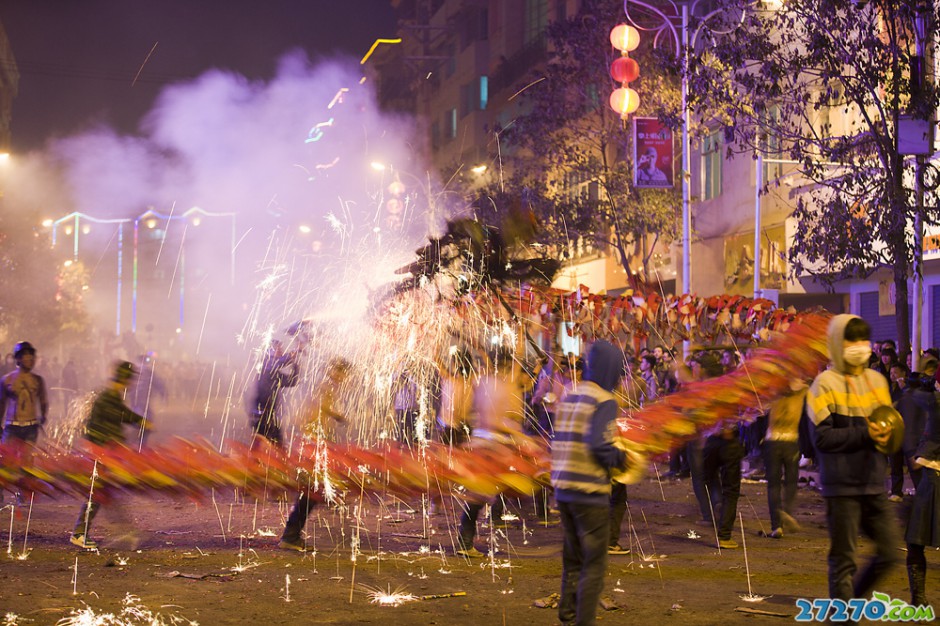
608,544,631,555
278,538,307,552
717,538,739,549
70,534,97,549
768,528,784,539
456,546,485,558
780,511,801,533
888,494,903,503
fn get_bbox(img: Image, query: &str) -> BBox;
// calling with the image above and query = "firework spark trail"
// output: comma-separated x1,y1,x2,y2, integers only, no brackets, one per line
720,321,765,414
137,360,157,453
202,361,217,424
78,460,99,542
211,489,226,542
218,372,237,452
132,41,159,86
650,462,667,501
20,493,34,557
742,493,768,537
5,505,12,555
166,223,188,300
196,294,213,355
154,201,177,268
508,77,547,102
349,476,367,604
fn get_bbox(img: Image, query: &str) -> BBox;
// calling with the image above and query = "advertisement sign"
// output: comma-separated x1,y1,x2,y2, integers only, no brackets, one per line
634,117,674,189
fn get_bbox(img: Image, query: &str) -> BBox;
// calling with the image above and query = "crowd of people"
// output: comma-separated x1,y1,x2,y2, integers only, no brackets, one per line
2,310,939,625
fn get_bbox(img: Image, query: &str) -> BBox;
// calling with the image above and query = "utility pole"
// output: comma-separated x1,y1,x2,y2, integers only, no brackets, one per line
910,0,934,363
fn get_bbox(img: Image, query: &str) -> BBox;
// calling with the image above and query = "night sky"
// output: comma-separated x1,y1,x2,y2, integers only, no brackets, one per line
0,1,399,153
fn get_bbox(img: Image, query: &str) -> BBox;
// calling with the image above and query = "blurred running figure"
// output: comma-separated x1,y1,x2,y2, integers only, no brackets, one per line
70,361,149,549
249,340,300,449
279,358,351,551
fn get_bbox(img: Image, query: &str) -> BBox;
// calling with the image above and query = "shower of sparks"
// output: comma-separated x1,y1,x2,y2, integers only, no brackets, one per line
686,530,700,539
283,574,292,603
740,593,772,602
365,585,418,606
54,593,198,625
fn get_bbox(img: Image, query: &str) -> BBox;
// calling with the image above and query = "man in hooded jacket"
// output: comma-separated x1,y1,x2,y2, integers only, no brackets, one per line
551,340,626,625
807,314,897,604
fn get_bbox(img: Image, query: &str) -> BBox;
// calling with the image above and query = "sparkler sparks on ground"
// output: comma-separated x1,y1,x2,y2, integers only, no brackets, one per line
54,593,198,625
364,584,418,607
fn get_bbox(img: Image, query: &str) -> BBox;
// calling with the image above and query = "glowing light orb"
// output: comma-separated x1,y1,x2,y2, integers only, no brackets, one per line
609,87,640,117
610,24,640,52
610,57,639,83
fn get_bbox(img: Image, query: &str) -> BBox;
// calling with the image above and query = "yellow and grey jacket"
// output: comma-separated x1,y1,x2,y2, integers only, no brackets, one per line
807,314,891,497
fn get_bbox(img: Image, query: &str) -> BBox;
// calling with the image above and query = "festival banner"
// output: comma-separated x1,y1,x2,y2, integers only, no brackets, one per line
634,117,674,189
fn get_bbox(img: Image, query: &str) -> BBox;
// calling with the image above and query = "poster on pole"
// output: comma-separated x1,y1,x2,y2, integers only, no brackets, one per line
634,117,674,189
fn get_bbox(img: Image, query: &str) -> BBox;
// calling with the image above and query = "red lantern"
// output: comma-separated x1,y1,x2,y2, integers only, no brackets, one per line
609,88,640,117
610,57,640,83
610,24,640,52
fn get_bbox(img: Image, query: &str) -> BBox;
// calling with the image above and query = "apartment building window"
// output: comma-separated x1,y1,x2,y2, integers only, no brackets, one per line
431,122,441,150
446,108,457,140
459,7,489,50
702,130,722,201
763,104,784,181
460,83,472,118
444,43,456,78
525,0,548,45
479,76,488,110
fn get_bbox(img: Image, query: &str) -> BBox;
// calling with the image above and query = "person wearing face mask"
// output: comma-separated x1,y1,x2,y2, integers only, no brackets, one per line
807,315,898,606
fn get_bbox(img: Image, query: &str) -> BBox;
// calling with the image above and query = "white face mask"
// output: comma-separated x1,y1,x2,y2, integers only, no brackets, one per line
843,343,872,367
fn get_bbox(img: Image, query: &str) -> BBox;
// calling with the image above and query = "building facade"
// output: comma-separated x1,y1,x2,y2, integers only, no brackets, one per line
378,0,939,351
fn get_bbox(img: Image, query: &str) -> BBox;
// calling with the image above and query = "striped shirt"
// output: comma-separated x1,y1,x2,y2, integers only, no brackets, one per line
551,381,619,504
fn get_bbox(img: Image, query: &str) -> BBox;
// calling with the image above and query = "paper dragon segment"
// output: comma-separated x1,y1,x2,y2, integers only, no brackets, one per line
613,311,831,483
0,312,829,498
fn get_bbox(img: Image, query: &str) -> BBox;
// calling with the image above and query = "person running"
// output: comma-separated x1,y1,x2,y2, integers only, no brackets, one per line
248,340,300,449
70,361,149,549
279,358,351,551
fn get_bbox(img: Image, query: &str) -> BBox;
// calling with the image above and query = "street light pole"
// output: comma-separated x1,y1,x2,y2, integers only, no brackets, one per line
754,154,762,299
681,3,691,298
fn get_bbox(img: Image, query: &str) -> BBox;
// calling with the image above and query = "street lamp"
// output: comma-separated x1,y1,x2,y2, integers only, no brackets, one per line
48,211,131,335
623,1,754,301
131,206,236,334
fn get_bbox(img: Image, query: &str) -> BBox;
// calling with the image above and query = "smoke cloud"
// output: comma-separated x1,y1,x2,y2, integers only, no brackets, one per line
6,51,436,370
